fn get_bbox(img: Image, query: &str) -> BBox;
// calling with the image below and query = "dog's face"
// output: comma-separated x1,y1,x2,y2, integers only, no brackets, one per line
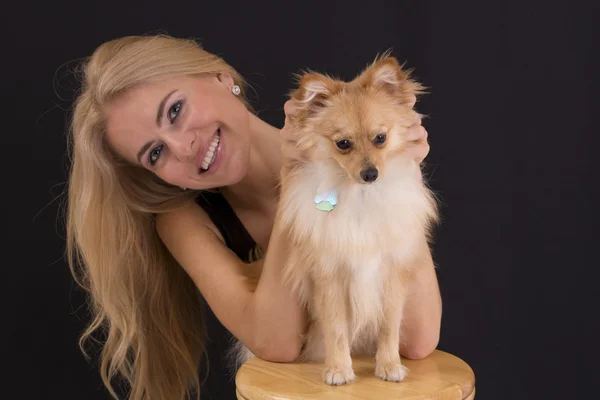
289,56,423,184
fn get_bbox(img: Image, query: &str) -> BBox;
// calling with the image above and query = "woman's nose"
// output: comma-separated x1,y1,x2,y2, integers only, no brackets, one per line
164,131,196,161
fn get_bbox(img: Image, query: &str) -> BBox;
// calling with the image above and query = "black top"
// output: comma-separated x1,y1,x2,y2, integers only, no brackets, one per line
195,190,258,400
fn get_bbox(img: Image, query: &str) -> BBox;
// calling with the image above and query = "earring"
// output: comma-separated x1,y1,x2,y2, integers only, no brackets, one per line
181,187,186,191
231,84,241,96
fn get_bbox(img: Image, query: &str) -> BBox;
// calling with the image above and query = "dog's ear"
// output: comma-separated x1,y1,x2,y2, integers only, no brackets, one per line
289,72,340,117
357,55,425,105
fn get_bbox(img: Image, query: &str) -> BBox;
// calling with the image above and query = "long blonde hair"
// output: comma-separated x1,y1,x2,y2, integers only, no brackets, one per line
65,34,250,400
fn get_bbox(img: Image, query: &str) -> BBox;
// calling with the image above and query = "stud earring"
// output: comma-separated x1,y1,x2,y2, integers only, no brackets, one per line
231,84,241,96
181,187,186,191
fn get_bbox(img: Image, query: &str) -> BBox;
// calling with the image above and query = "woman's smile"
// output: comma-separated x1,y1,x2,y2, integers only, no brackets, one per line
197,127,222,173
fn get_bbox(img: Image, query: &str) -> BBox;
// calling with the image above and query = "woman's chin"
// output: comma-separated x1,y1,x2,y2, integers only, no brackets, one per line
229,146,252,179
194,147,250,190
223,163,250,186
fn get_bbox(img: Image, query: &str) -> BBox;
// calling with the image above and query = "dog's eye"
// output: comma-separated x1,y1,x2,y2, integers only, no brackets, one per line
336,139,352,150
374,134,387,145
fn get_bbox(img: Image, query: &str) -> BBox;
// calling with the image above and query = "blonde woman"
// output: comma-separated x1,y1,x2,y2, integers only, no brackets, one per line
66,34,441,400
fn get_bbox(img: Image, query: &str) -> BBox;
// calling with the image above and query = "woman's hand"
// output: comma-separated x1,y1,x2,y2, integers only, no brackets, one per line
405,118,430,165
279,100,306,174
404,94,430,165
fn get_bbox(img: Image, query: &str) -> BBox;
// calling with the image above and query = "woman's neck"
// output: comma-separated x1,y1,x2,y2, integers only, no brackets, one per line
220,113,282,211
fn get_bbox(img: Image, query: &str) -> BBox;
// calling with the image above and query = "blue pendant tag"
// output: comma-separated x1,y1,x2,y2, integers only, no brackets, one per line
314,188,338,212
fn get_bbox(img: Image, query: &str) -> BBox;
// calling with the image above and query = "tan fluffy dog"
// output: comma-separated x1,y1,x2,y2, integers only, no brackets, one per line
275,55,440,385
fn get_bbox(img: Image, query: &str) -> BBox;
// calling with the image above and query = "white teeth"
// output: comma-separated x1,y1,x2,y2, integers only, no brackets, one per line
200,131,221,170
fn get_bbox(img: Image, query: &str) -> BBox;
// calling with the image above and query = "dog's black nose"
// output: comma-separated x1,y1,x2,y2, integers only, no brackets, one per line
360,167,379,183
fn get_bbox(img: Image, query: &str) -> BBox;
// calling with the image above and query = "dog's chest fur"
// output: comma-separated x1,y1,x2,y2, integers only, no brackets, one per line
281,159,434,266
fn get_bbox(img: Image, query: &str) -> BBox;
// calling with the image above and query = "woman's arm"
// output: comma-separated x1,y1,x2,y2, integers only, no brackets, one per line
397,95,442,359
242,218,308,360
400,239,442,360
156,203,306,362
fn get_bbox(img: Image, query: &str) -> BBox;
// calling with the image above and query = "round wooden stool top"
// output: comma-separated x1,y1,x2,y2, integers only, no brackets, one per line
235,349,475,400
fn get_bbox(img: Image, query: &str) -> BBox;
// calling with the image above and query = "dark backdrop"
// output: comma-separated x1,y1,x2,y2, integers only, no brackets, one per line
4,1,596,399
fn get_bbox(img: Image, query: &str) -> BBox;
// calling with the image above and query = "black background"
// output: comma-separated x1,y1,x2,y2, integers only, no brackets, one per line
4,1,597,399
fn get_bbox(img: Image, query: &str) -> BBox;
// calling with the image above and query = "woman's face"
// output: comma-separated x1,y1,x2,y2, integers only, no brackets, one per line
106,73,251,190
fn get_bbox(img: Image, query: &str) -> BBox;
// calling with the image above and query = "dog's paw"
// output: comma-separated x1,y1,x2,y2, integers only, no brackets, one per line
375,362,409,382
323,366,356,386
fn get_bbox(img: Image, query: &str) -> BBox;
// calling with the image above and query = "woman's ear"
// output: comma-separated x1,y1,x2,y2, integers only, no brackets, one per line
216,71,235,88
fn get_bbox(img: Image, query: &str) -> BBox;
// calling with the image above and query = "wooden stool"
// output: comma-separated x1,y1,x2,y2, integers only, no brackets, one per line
235,350,475,399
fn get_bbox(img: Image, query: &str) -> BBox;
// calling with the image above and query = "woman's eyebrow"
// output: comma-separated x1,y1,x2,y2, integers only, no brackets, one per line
156,89,178,126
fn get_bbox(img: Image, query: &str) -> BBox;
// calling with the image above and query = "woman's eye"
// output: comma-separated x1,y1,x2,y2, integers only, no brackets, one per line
336,139,352,150
149,144,164,166
168,100,183,123
374,133,387,145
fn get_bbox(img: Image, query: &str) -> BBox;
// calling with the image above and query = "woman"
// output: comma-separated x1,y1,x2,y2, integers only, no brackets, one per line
66,34,441,400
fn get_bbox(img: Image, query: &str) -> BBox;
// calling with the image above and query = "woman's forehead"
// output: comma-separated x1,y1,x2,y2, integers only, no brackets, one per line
108,75,213,113
107,85,157,130
104,84,164,163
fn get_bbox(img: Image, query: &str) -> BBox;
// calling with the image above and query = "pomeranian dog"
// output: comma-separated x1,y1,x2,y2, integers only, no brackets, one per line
273,54,440,386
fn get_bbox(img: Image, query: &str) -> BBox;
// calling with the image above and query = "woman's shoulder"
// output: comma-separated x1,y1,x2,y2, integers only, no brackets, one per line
156,191,258,264
155,196,226,245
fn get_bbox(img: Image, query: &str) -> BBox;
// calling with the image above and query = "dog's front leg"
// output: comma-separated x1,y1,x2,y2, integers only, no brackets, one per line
312,278,355,385
374,272,409,382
